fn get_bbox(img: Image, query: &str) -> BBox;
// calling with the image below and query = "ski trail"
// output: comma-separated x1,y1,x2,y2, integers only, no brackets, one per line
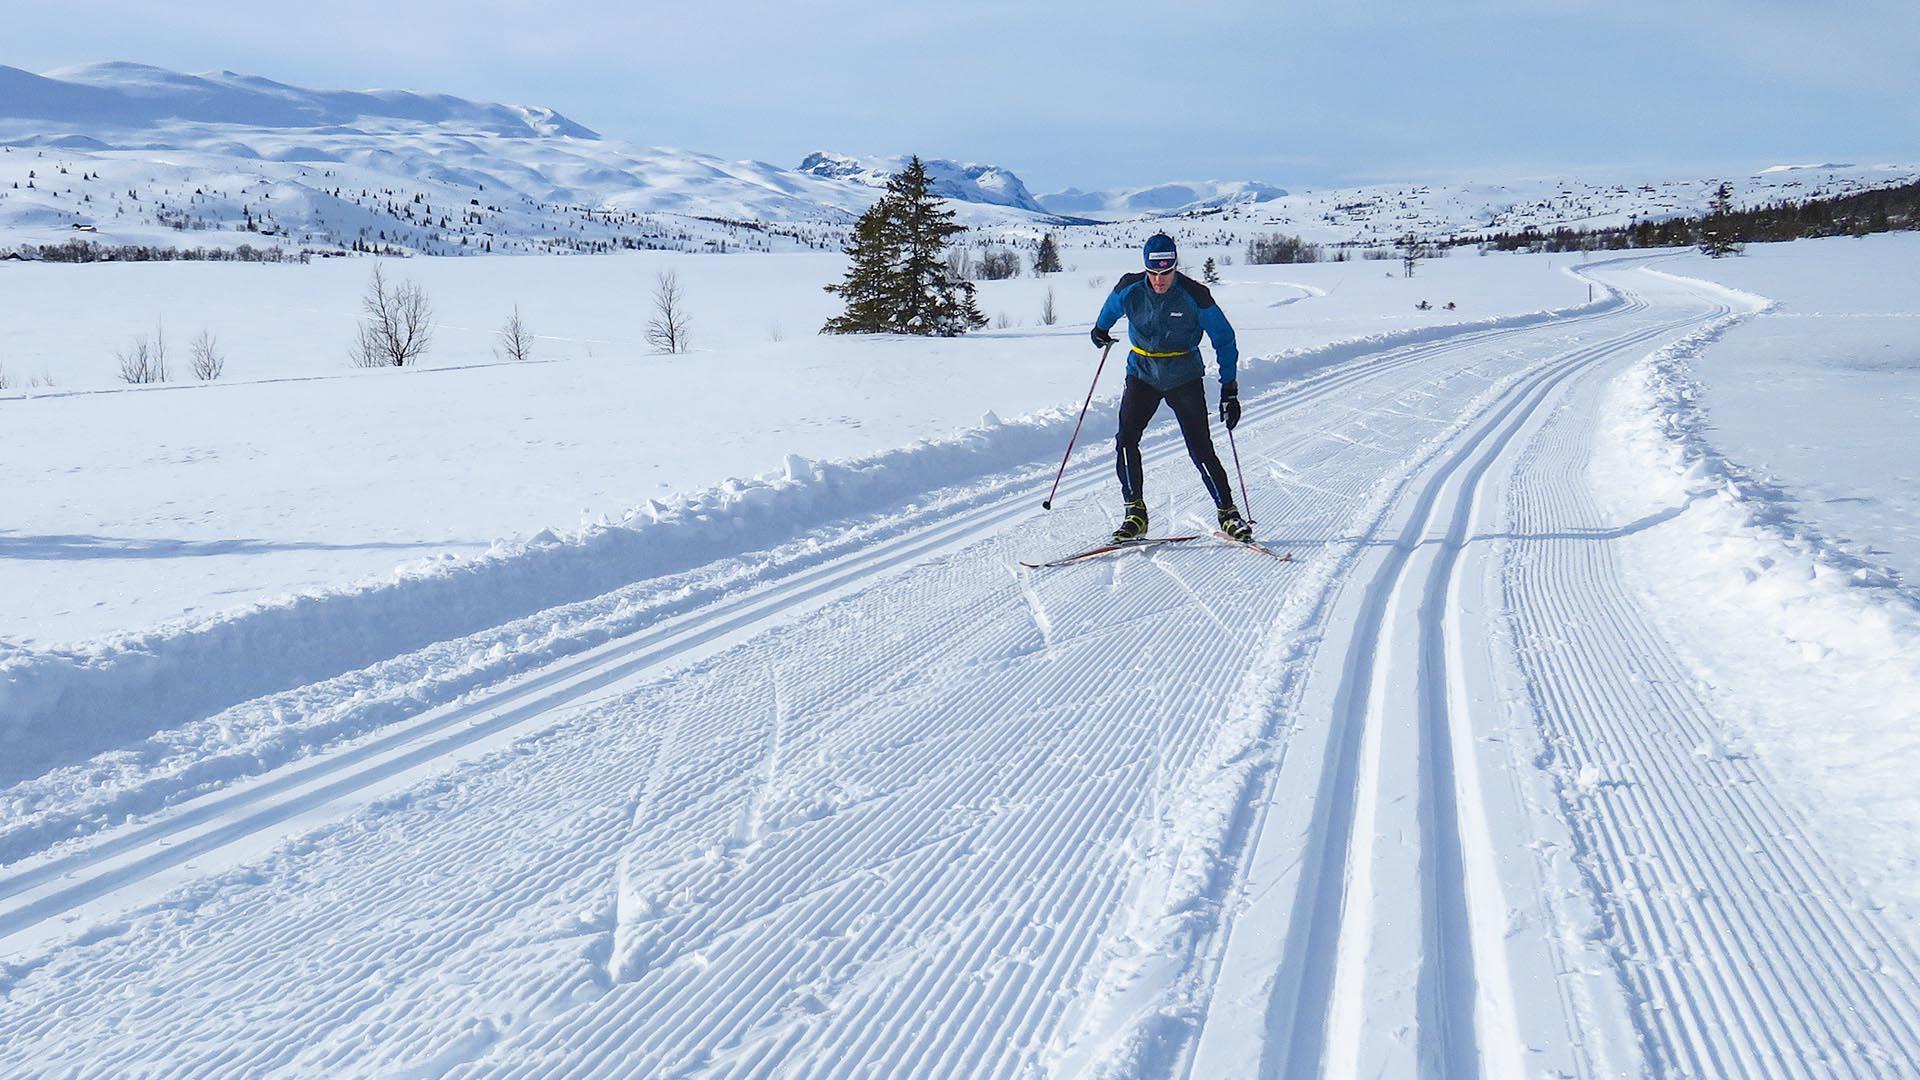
0,303,1554,1075
1498,271,1920,1076
25,266,1905,1078
1188,288,1709,1079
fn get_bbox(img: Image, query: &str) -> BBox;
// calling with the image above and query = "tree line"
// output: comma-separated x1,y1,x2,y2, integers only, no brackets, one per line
1465,178,1920,255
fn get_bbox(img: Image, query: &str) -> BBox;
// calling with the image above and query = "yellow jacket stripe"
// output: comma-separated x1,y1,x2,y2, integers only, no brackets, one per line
1131,345,1196,359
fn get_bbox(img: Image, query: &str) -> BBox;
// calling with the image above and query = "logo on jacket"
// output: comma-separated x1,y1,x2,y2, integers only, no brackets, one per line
1170,311,1185,317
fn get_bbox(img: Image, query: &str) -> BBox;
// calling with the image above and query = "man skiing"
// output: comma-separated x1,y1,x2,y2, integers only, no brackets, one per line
1091,232,1251,542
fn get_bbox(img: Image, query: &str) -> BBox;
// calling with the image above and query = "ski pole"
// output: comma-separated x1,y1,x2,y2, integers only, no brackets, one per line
1041,341,1115,510
1226,423,1255,525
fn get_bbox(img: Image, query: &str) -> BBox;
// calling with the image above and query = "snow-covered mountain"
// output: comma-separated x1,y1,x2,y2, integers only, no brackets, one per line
0,62,1074,255
795,152,1048,214
4,62,1916,260
1037,179,1289,219
1,61,598,139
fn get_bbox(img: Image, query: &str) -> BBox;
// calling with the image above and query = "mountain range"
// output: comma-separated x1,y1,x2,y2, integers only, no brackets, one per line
2,62,1913,258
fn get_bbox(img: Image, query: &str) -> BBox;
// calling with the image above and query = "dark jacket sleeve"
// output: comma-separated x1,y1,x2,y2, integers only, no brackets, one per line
1096,273,1142,331
1182,277,1238,383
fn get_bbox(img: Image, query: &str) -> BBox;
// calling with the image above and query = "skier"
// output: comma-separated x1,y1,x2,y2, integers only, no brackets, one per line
1091,232,1251,542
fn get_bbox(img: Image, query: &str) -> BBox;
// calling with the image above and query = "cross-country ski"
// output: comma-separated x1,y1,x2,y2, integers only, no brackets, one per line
5,17,1920,1080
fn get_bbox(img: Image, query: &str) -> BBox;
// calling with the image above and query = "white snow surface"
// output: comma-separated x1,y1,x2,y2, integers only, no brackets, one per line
1589,244,1920,923
4,246,1920,1077
6,63,1916,261
0,246,1583,648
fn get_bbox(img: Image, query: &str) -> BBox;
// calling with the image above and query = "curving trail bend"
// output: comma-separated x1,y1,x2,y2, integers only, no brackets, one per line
3,263,1916,1079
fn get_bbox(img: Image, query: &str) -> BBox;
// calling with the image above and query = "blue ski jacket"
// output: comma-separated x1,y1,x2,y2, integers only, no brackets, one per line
1094,271,1238,392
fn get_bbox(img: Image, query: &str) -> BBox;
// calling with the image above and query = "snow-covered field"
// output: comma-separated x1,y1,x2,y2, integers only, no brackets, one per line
1590,234,1920,928
8,53,1920,1080
0,246,1584,648
6,251,1920,1077
1656,234,1920,586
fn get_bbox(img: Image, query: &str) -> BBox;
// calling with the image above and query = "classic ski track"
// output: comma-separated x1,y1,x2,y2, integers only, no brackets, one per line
0,285,1703,1078
1183,287,1716,1080
1500,279,1920,1076
0,298,1618,958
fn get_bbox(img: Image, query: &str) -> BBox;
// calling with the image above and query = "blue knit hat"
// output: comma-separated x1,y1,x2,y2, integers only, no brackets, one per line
1143,233,1177,272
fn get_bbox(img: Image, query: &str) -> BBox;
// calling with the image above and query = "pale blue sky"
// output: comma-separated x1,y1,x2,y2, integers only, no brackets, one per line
9,1,1918,191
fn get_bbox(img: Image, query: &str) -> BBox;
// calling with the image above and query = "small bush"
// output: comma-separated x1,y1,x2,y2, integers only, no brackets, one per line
350,264,433,368
1246,233,1322,265
975,248,1021,280
116,326,169,384
496,305,534,363
646,271,691,354
190,330,225,381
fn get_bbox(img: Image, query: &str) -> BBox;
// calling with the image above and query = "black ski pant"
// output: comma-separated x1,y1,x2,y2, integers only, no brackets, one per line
1115,373,1233,510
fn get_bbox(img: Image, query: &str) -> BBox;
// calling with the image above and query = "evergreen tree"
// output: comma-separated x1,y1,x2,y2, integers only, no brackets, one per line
822,156,985,336
1699,181,1741,258
1201,256,1220,284
1033,232,1062,274
822,197,901,334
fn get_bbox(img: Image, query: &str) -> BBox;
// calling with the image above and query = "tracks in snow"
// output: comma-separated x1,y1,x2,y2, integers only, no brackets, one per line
0,290,1612,965
1188,286,1719,1078
10,265,1915,1078
1500,284,1920,1076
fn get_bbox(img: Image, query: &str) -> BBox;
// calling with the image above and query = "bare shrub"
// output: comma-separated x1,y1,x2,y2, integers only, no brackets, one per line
116,325,169,384
768,320,786,343
646,270,690,354
1246,233,1322,265
0,363,10,391
190,330,225,381
1040,287,1057,326
496,305,534,362
350,263,434,368
975,248,1020,280
994,311,1012,330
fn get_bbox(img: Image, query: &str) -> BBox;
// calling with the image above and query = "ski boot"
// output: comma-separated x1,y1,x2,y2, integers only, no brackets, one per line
1217,506,1253,543
1111,501,1150,542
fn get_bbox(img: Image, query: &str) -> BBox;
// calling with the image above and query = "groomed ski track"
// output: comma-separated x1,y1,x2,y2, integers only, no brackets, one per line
4,263,1919,1078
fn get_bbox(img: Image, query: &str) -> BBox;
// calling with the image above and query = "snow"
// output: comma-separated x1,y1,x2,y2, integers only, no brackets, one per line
1657,234,1920,587
5,63,1920,1076
1589,246,1920,925
8,254,1920,1077
0,246,1587,649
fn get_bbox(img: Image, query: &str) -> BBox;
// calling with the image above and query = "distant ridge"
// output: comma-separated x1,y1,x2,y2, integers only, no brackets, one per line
6,61,597,138
795,151,1049,215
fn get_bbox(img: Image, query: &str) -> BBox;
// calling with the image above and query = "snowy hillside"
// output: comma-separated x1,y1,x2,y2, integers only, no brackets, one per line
2,61,598,138
796,151,1050,214
1036,178,1289,218
8,63,1916,262
0,63,1071,256
1109,166,1920,249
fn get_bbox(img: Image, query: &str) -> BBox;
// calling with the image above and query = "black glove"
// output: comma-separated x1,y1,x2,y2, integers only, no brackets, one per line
1091,325,1116,349
1219,380,1241,430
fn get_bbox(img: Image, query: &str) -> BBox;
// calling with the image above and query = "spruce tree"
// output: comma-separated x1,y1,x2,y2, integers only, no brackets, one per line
822,195,901,334
823,156,984,336
1201,256,1220,284
1034,232,1062,274
1699,181,1741,258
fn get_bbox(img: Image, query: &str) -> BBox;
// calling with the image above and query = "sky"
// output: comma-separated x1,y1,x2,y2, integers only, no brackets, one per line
7,1,1919,192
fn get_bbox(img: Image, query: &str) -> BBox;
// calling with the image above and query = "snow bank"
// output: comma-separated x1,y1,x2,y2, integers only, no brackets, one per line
0,284,1624,791
1592,273,1920,916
